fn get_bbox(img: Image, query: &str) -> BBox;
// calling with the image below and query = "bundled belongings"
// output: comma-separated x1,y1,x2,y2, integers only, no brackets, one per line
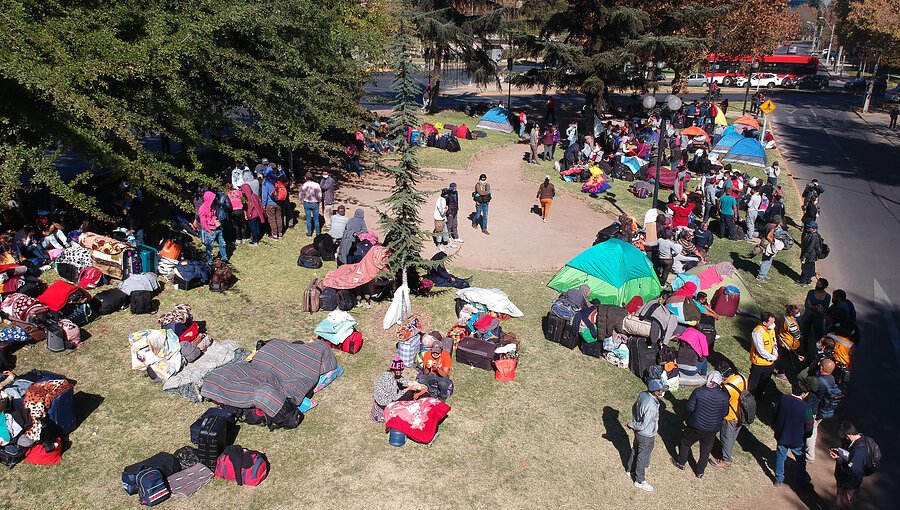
122,451,182,504
322,245,389,290
385,397,450,444
78,232,130,279
201,340,338,426
2,292,51,322
208,259,234,292
129,329,186,382
36,280,91,313
164,340,246,402
314,310,358,346
456,287,523,318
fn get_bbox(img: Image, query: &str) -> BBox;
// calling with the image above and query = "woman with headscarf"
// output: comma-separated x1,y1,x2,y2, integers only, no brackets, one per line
261,168,283,240
535,176,556,223
195,191,228,264
337,209,367,265
240,183,265,246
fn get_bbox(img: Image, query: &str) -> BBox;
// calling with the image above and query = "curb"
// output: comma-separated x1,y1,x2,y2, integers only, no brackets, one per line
850,109,897,147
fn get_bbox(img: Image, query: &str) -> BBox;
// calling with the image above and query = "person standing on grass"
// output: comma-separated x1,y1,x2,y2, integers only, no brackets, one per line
799,222,825,285
745,188,762,240
300,172,322,237
433,190,455,252
320,170,335,229
749,312,779,403
472,174,491,235
261,168,283,240
831,421,871,509
519,110,527,139
530,123,540,165
225,183,249,245
773,381,812,489
536,176,555,223
542,125,555,162
711,370,749,469
717,185,738,239
566,121,578,147
195,191,228,264
765,161,781,187
240,183,264,246
672,371,729,479
627,379,668,492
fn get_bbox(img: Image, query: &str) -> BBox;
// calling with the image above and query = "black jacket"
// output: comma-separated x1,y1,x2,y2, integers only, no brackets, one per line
686,385,729,432
834,437,868,489
800,231,824,262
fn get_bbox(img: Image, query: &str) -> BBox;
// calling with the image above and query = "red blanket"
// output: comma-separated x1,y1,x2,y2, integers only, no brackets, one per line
37,281,80,312
384,398,450,444
322,245,389,290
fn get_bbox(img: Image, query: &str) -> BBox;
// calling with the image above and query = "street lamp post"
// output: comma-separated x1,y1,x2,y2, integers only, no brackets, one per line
742,59,759,115
646,60,666,96
642,94,683,208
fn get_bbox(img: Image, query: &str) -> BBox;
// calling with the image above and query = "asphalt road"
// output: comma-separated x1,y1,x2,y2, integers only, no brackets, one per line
767,90,900,509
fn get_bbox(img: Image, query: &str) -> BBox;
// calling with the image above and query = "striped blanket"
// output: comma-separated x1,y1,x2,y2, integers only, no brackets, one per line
201,339,338,417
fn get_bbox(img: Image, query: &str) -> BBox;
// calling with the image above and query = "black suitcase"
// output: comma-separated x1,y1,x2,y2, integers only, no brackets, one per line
93,288,129,315
192,414,235,469
579,340,603,358
456,337,495,371
696,322,716,353
543,313,571,345
628,336,659,379
174,276,205,291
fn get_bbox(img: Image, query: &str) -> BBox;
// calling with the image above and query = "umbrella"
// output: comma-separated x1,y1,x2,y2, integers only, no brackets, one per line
680,126,710,141
734,116,761,129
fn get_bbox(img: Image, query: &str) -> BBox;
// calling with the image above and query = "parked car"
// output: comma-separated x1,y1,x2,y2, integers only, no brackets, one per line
676,73,709,87
885,86,900,102
735,73,782,89
786,75,830,90
844,77,868,92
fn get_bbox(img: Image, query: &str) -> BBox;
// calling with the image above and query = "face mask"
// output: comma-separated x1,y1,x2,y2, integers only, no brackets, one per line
768,322,776,330
480,178,486,182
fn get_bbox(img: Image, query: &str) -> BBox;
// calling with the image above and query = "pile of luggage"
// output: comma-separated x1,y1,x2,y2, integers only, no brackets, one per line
422,122,470,152
121,407,269,506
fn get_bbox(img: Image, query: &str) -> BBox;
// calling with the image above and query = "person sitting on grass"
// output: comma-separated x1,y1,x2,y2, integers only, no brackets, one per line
371,357,426,423
427,252,470,289
417,343,453,401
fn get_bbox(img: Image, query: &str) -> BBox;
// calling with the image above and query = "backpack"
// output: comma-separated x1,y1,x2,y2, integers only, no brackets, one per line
863,436,881,475
137,467,171,506
130,290,155,314
643,364,664,383
312,234,337,261
726,381,757,425
447,136,461,152
270,181,288,202
657,344,677,364
214,445,269,486
303,278,323,313
209,260,234,292
336,289,355,311
817,376,844,419
77,266,104,289
320,287,338,311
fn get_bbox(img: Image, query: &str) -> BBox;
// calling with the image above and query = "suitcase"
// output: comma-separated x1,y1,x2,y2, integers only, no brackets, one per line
137,245,159,273
696,322,717,353
628,336,659,379
45,321,67,352
191,410,236,469
55,262,80,283
542,313,572,345
579,340,603,358
93,288,129,315
559,323,578,349
711,285,740,317
47,384,76,434
456,337,495,371
174,276,205,291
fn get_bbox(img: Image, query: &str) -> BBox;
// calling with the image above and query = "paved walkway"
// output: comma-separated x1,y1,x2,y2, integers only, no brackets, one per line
334,142,613,272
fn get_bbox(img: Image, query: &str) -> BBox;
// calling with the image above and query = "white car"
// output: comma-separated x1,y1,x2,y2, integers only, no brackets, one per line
735,73,782,89
681,73,709,87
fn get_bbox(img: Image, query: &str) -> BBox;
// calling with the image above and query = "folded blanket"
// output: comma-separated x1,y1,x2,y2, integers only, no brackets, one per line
79,232,129,255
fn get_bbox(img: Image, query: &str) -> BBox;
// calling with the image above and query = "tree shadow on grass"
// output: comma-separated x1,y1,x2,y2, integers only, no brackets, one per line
601,406,632,469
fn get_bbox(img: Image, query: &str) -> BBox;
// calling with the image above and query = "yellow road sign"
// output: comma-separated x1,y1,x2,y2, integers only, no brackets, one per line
759,99,776,115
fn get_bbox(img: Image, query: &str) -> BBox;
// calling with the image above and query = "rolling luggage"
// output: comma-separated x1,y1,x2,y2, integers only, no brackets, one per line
628,335,659,379
94,288,129,315
137,245,159,273
191,409,236,470
542,313,573,346
579,339,603,358
711,285,740,317
456,337,495,371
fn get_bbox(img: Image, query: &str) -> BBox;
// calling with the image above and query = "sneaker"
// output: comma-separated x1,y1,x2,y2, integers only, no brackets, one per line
542,218,546,223
453,238,464,243
234,239,242,245
710,458,732,469
250,242,259,247
633,481,654,492
670,458,685,471
39,264,52,272
483,230,490,235
773,481,784,488
447,244,459,249
696,472,704,479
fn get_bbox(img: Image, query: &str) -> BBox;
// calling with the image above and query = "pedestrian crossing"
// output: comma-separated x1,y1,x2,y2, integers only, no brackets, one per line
779,114,850,130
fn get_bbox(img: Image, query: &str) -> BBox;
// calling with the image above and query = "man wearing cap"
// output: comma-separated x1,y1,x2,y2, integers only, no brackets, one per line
417,343,453,400
443,183,463,244
320,171,335,229
329,206,348,241
627,379,667,492
799,221,825,285
672,371,729,478
372,357,426,422
299,172,322,237
711,370,749,468
806,358,839,463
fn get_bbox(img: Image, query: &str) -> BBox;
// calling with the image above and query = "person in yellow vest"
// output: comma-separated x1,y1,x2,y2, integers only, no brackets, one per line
711,371,749,468
749,312,778,401
776,304,804,380
821,330,855,371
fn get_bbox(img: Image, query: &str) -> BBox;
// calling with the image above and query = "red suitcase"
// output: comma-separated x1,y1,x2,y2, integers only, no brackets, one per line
711,285,740,317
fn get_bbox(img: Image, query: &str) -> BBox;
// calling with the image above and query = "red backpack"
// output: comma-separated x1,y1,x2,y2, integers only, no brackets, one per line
214,446,268,486
77,266,103,289
330,330,363,354
270,181,288,202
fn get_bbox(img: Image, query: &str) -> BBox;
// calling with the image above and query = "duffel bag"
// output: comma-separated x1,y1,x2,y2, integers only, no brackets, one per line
214,445,269,486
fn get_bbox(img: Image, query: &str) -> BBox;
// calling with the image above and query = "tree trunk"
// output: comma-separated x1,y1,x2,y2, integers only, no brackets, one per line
428,48,444,114
863,53,881,113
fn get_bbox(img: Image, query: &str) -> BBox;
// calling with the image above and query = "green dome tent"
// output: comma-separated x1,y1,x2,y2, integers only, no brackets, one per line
547,239,662,305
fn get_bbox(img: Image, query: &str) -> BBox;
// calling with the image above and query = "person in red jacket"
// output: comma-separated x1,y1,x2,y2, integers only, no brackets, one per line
670,198,696,230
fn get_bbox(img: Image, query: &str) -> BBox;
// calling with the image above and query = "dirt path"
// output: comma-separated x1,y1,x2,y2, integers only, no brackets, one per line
334,143,614,272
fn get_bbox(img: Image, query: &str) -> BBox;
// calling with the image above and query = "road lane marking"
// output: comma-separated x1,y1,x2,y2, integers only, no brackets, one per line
874,279,900,369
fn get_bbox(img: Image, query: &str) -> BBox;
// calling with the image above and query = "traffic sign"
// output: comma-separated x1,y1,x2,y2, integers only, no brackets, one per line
759,99,776,115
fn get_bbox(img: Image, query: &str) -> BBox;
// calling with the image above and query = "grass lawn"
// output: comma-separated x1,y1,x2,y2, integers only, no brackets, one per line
416,111,520,170
0,112,809,509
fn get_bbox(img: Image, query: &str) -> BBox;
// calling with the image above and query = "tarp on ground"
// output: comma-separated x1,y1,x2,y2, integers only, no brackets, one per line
688,264,761,318
476,107,514,133
548,239,662,306
722,137,767,167
712,132,744,153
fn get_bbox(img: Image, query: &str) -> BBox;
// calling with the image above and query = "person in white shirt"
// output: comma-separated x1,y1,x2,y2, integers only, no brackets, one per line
765,161,780,187
299,172,322,237
746,188,762,240
231,164,248,189
433,193,456,252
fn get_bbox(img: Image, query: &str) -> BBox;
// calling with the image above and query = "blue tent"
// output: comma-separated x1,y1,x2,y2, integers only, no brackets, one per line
476,107,514,133
711,132,744,153
722,137,766,167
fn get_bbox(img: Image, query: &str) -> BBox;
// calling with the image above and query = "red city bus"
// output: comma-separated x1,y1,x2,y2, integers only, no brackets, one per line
705,54,819,87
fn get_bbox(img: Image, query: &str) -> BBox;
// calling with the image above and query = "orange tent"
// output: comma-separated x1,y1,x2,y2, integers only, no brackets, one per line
734,116,761,129
680,126,710,140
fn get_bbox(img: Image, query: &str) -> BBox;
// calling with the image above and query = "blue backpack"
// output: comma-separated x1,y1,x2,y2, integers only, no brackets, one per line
137,468,170,506
818,376,844,419
176,260,211,284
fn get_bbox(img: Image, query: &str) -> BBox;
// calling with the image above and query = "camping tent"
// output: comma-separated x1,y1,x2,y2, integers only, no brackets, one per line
711,132,744,153
722,137,766,167
476,107,514,133
547,239,662,305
